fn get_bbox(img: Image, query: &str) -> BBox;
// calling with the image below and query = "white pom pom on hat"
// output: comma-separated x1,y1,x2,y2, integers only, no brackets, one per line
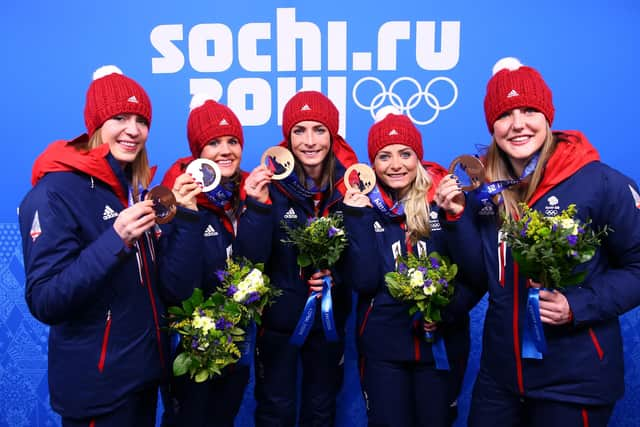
373,105,402,123
189,93,218,111
491,57,523,76
92,65,123,81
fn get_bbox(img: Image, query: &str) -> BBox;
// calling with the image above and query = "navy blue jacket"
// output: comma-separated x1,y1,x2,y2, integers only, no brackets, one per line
342,163,486,363
18,138,202,418
448,131,640,405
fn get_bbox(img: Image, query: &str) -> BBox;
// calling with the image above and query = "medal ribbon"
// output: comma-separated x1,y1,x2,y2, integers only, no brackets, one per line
368,185,404,219
290,274,338,346
474,152,540,203
522,287,547,359
204,181,234,209
128,184,146,207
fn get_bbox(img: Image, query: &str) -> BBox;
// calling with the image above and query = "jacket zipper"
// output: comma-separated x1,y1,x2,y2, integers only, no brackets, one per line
359,298,374,337
138,238,165,368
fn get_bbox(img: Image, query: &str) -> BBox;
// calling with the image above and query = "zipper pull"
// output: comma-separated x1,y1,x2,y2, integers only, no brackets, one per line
106,309,111,323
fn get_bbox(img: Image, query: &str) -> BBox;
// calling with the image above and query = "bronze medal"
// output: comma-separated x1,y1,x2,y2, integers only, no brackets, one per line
260,146,294,180
344,163,376,194
145,185,177,224
448,155,485,191
186,158,222,193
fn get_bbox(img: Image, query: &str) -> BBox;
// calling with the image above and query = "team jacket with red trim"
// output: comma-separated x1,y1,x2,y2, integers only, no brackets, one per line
18,137,202,419
235,137,358,333
447,131,640,405
341,162,487,363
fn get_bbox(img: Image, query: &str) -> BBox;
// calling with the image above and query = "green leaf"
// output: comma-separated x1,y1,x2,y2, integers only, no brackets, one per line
195,369,210,383
173,352,190,376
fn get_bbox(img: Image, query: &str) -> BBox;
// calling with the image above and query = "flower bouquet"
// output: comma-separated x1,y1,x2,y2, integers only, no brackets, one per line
281,214,348,344
501,203,609,289
216,257,281,327
167,289,245,382
385,252,458,326
385,251,458,370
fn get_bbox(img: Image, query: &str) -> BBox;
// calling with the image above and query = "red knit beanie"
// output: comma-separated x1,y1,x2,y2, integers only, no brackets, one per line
483,57,554,133
282,90,339,141
187,94,244,158
367,107,423,164
84,65,152,137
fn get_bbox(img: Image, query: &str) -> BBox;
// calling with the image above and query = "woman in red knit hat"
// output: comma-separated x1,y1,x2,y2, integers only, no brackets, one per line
236,90,359,426
341,109,484,426
18,66,202,426
159,94,251,427
436,57,640,426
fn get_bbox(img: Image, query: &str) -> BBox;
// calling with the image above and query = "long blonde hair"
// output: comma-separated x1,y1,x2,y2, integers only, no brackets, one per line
402,164,432,245
484,122,556,220
87,129,151,200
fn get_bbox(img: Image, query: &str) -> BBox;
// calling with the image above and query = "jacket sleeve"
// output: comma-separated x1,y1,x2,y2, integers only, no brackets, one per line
19,186,128,325
436,201,488,320
564,170,640,325
234,196,275,264
340,205,381,295
156,206,204,304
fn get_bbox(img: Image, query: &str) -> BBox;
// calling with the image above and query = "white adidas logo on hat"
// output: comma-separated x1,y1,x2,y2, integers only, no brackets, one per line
301,104,312,111
507,89,519,98
127,95,139,103
219,118,229,126
388,129,399,136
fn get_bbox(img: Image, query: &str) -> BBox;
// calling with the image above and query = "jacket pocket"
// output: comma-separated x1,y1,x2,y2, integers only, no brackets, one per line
98,310,112,373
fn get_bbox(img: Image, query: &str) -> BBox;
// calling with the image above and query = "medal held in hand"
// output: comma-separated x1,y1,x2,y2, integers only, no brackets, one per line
145,185,177,224
186,158,222,193
344,163,376,194
448,155,485,191
261,146,294,180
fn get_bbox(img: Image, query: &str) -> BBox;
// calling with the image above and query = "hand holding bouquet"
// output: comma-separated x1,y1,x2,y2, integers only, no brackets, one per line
168,289,245,382
501,203,609,289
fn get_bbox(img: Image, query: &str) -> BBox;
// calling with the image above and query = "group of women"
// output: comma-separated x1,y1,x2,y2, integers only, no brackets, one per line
18,57,640,427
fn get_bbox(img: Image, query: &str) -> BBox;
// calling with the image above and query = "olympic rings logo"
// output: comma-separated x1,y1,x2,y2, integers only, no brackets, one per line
351,76,458,125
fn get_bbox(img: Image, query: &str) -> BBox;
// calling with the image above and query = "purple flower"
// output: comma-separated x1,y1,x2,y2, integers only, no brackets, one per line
578,226,585,234
216,270,228,282
417,266,427,274
551,223,558,232
226,285,238,297
398,263,408,274
198,308,205,316
216,317,232,330
328,226,339,237
430,257,440,269
191,338,199,349
566,235,578,246
570,250,579,258
227,335,233,344
424,279,433,287
439,278,448,288
245,291,261,305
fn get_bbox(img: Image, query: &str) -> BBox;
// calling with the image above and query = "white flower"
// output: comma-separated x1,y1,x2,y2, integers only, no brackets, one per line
409,269,424,288
423,284,436,296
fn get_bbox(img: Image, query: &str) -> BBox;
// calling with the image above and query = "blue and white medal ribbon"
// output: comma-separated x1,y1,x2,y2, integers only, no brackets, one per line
290,274,338,346
522,287,547,359
475,152,540,204
368,185,404,219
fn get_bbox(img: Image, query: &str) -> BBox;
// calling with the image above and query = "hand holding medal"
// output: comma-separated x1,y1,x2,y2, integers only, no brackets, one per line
144,185,177,224
343,163,376,208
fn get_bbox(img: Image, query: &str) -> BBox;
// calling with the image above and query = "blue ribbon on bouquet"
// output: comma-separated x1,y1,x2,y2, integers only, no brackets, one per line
522,288,547,359
413,312,450,371
290,274,338,346
237,321,256,366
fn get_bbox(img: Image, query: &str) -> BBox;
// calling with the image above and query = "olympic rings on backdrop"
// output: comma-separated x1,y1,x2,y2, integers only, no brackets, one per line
352,76,458,125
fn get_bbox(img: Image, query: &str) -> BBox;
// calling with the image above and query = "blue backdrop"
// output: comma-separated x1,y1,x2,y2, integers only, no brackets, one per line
1,1,639,426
